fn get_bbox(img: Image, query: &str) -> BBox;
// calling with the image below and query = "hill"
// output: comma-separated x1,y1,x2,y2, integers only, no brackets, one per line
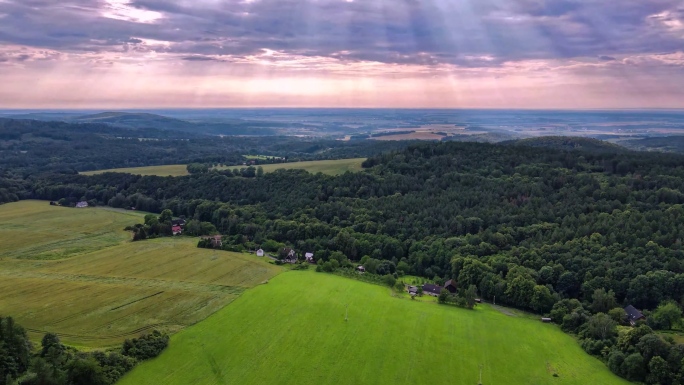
119,271,628,385
0,200,281,347
506,136,626,152
622,136,684,154
73,111,195,131
72,111,282,135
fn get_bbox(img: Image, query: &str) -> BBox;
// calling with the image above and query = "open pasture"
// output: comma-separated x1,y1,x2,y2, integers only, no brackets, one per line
222,157,365,175
119,272,628,385
0,201,280,347
81,158,365,177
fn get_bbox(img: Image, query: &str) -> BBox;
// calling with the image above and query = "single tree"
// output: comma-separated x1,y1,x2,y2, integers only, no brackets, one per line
585,313,617,340
591,288,618,314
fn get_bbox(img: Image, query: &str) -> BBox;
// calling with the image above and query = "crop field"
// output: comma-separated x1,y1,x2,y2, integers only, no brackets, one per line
0,201,281,348
81,158,365,177
222,158,365,175
119,272,628,385
371,131,445,141
0,201,143,260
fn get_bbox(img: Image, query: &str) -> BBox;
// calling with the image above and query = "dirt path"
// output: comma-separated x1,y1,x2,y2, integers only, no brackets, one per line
491,304,517,317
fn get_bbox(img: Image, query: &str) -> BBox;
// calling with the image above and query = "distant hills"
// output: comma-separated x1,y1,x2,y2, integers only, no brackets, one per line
621,136,684,154
505,136,628,152
0,111,281,136
73,112,193,130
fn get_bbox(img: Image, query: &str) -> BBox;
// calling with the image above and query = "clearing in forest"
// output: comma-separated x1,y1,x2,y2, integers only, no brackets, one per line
80,158,365,177
119,271,629,385
0,201,281,348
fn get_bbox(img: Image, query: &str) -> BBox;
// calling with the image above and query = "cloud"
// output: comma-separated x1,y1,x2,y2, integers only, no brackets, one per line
181,55,225,62
0,0,681,67
0,0,683,107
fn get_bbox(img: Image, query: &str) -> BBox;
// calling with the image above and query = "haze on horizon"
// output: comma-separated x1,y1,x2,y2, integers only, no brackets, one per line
0,0,683,109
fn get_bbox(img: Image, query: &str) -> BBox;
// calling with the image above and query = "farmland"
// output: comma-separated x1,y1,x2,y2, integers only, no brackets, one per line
222,158,365,175
119,272,628,385
80,158,365,177
0,201,281,348
81,164,189,177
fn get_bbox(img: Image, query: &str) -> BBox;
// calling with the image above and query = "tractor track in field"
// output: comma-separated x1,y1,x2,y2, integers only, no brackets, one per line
25,322,173,341
0,270,245,294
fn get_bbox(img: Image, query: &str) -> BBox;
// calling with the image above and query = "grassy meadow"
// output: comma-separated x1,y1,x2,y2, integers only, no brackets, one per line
0,201,280,348
81,164,189,177
80,158,365,177
119,272,628,385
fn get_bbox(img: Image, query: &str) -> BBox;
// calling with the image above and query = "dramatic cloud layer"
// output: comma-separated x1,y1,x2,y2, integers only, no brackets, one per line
0,0,683,108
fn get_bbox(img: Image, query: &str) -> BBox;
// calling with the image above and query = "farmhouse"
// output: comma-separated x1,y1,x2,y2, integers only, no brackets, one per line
422,284,442,296
305,252,315,263
444,279,458,293
75,201,88,208
625,305,646,326
283,248,297,263
357,266,365,273
407,285,418,295
256,249,264,257
201,235,222,248
172,225,182,235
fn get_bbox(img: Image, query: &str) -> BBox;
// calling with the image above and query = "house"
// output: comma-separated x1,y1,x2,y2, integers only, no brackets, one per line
75,201,88,208
172,218,186,228
444,279,458,294
283,248,297,263
475,298,482,303
49,201,59,206
407,285,418,295
305,252,315,263
172,225,182,235
541,318,552,323
422,284,442,297
357,266,366,273
625,305,646,326
201,235,222,248
256,249,264,257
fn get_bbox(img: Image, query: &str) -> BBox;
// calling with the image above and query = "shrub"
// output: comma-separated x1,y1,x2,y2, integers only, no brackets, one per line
121,330,169,361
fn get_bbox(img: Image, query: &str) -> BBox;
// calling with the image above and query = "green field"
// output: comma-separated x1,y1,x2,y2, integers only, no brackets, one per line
119,272,628,385
0,201,281,348
81,164,189,176
223,158,365,175
80,158,365,177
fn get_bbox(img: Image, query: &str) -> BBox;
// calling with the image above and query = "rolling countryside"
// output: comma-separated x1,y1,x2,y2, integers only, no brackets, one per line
119,272,629,385
0,201,280,348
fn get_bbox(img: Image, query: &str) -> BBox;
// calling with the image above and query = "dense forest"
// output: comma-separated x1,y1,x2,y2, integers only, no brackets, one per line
12,140,684,312
4,120,684,383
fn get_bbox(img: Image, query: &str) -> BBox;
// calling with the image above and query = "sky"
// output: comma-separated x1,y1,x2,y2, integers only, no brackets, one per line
0,0,683,109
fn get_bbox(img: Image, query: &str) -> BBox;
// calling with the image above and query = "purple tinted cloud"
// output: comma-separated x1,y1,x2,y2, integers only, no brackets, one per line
0,0,681,67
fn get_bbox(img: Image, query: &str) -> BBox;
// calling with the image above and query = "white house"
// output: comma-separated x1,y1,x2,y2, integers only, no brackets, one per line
256,249,264,257
75,201,88,208
305,252,314,263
